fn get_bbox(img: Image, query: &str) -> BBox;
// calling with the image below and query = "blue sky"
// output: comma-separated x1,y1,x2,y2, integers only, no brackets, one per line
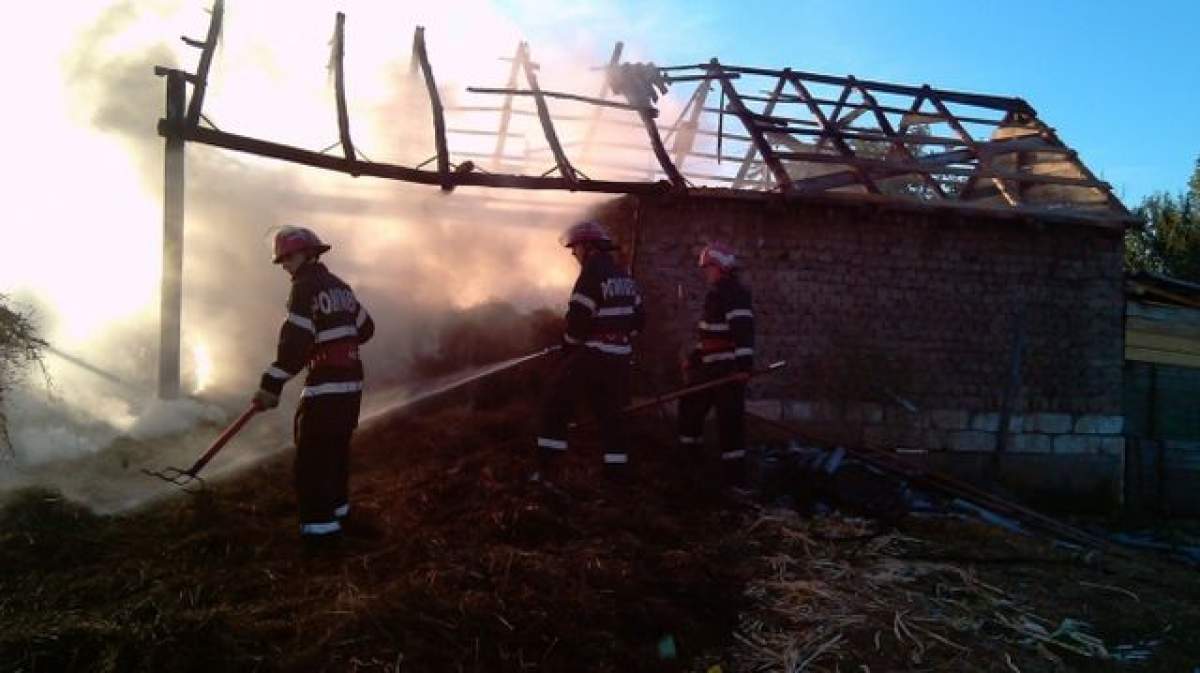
496,0,1200,206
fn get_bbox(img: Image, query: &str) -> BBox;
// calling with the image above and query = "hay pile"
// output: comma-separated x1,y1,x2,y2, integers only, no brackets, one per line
728,508,1198,672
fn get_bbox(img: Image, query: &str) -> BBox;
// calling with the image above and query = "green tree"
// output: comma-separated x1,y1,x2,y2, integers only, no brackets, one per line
1125,155,1200,282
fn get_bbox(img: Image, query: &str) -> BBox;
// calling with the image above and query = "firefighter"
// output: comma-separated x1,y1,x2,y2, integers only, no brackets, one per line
678,241,754,488
534,220,644,483
253,225,375,548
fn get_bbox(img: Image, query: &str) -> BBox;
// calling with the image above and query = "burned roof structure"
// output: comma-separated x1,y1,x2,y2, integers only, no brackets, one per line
158,2,1133,238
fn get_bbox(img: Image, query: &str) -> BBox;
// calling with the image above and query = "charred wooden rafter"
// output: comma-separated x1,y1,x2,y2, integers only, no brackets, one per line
410,26,451,190
183,0,222,128
330,12,356,167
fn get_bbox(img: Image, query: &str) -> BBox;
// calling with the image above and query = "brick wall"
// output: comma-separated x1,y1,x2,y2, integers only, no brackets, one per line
595,193,1126,487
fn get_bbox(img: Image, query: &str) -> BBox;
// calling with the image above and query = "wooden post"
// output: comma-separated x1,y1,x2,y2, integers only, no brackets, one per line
159,69,187,400
184,0,223,128
332,12,356,166
412,27,451,189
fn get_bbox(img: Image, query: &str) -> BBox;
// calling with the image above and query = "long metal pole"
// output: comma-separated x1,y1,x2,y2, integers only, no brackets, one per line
159,70,186,399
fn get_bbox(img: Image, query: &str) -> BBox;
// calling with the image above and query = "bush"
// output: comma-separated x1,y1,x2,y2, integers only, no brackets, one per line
0,295,45,457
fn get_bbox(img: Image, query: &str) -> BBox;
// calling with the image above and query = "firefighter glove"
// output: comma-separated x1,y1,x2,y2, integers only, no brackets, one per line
252,389,280,410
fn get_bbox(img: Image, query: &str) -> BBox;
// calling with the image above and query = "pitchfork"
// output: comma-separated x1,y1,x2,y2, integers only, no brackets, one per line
142,404,261,491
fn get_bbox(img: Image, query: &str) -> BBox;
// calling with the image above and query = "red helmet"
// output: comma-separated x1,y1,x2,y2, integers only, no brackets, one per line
698,241,736,270
559,220,614,249
272,226,331,263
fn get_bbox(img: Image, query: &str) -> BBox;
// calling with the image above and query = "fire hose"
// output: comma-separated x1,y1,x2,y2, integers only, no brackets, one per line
143,345,562,490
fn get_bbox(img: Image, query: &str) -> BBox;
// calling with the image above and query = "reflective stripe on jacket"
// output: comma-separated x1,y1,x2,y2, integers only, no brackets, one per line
563,251,645,356
260,262,375,397
691,274,754,370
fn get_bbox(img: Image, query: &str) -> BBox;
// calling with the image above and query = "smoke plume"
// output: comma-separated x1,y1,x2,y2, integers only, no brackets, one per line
1,0,680,508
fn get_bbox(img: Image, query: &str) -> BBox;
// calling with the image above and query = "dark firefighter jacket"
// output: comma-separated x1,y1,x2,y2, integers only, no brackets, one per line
563,251,645,355
259,262,375,398
690,273,754,371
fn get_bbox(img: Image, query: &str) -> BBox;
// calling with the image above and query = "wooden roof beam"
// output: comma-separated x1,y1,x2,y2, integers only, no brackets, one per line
517,42,578,187
709,59,794,193
183,0,223,129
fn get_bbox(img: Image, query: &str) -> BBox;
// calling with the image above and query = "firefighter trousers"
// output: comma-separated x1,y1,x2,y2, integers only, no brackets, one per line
536,348,631,475
294,391,361,536
678,365,747,483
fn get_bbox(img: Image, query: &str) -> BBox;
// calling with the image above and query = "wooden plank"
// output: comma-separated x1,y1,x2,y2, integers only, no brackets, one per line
787,133,1070,191
452,150,526,165
1128,317,1200,340
1127,331,1200,355
662,73,740,83
1126,346,1200,369
447,127,522,138
776,150,1109,188
331,12,356,165
184,0,223,128
691,149,767,164
492,44,523,165
411,27,451,189
742,92,1006,127
719,64,1037,116
684,171,771,186
531,138,651,154
702,106,817,127
1127,301,1200,328
517,43,577,186
779,125,969,146
467,86,650,113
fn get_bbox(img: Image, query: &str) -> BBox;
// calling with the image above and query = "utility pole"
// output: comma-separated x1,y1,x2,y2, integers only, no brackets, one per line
157,68,186,399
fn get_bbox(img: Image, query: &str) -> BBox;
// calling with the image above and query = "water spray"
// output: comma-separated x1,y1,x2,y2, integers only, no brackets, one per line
44,344,140,393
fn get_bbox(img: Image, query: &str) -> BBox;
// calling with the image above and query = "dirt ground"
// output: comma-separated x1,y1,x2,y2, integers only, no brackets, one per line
1,399,1199,672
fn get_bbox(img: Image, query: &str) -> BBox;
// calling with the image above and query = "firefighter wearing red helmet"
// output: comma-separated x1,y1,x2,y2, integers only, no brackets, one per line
679,241,755,488
255,225,375,548
535,220,645,483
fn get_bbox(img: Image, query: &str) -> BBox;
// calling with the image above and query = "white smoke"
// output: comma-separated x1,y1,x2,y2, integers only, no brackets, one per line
0,0,684,508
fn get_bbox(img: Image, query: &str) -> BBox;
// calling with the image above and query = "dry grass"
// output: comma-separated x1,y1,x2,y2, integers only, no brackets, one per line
2,397,1198,672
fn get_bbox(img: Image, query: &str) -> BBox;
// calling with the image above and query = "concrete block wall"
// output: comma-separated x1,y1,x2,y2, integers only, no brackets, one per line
597,193,1127,508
